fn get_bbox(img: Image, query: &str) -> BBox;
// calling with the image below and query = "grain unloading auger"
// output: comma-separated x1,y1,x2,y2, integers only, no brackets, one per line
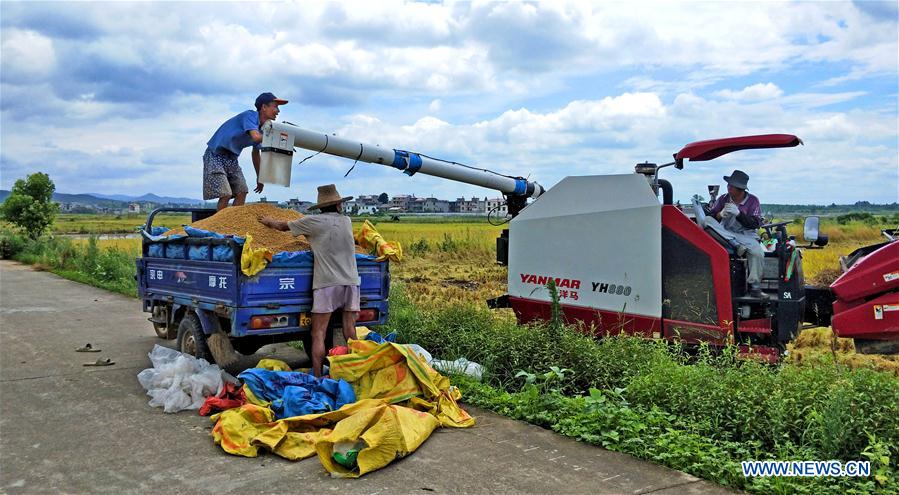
259,121,899,359
259,120,544,217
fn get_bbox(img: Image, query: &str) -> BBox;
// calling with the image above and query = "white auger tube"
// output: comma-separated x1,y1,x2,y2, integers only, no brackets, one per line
259,120,544,198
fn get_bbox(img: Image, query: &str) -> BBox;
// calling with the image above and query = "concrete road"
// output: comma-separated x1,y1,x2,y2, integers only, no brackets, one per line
0,260,737,494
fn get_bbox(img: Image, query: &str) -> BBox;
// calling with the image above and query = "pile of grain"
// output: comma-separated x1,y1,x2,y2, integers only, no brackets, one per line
809,266,843,286
787,327,899,376
165,204,310,252
165,204,369,254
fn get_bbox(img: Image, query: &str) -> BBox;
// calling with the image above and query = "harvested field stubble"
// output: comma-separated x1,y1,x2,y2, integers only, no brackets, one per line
788,327,899,375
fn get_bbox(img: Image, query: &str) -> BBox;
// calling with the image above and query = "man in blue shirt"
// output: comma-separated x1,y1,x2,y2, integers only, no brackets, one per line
204,92,287,210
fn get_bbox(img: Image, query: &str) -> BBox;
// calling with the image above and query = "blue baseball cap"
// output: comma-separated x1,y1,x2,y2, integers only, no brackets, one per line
255,92,288,111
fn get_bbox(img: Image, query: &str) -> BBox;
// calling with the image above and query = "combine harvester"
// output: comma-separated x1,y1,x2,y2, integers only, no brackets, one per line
259,120,899,360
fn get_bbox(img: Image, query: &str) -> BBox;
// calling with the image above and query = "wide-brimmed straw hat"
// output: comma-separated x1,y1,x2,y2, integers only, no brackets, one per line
309,184,353,210
723,169,750,190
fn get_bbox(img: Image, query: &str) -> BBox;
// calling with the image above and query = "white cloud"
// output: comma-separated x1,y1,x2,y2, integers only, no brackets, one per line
0,29,56,82
716,83,784,101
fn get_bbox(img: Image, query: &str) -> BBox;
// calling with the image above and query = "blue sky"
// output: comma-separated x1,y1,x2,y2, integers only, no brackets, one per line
1,1,897,204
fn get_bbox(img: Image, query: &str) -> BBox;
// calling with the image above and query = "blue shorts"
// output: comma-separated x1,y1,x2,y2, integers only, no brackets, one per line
203,148,248,200
312,285,360,313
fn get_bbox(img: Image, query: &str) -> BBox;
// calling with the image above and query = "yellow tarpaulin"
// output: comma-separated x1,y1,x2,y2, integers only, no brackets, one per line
254,358,292,372
354,220,403,262
316,403,439,478
210,344,474,477
328,340,475,428
240,233,273,276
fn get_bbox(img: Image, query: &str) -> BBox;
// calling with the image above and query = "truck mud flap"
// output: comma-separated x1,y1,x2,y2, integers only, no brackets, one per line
194,308,223,336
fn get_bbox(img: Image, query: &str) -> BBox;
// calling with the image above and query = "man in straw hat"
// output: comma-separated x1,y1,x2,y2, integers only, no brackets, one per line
204,92,288,211
261,184,358,377
708,169,766,298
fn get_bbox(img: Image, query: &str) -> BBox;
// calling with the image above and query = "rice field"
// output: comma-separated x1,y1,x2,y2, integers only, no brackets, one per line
62,214,896,372
54,213,191,234
73,215,889,301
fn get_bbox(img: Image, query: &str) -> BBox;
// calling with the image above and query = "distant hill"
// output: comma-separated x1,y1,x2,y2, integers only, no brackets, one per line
0,190,122,207
88,192,202,205
0,190,203,207
762,202,899,216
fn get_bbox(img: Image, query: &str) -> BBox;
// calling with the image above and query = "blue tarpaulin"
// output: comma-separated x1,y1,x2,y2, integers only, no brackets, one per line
238,368,356,419
268,251,376,268
364,330,397,344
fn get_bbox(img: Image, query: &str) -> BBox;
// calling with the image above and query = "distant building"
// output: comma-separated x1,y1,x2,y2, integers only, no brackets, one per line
128,203,141,214
423,197,450,213
286,198,314,213
357,203,381,215
389,195,415,212
485,198,508,216
407,198,427,213
454,196,485,213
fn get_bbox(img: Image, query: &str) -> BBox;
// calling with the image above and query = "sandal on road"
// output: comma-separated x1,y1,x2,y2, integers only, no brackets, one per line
75,343,102,353
83,358,115,367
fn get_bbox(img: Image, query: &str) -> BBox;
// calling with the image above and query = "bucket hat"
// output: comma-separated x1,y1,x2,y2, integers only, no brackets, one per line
308,184,353,210
723,169,750,190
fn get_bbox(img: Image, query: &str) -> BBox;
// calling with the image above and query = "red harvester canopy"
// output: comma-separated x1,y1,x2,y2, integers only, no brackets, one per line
674,134,802,168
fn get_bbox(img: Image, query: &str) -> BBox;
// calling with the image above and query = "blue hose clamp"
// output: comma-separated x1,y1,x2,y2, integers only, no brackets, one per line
513,178,527,196
391,150,423,176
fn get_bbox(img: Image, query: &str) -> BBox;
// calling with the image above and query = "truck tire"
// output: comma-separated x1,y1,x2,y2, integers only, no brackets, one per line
152,305,176,340
177,313,213,363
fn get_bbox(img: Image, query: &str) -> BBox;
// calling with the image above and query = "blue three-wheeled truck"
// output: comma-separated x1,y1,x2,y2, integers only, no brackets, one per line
136,208,390,363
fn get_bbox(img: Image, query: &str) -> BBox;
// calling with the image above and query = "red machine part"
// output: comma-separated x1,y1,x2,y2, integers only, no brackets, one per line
830,242,899,302
508,205,736,345
508,299,661,338
830,241,899,341
675,134,803,166
660,205,733,344
832,292,899,340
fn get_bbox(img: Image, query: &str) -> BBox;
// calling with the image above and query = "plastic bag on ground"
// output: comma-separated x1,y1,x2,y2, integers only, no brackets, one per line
403,344,433,364
137,345,224,413
431,358,484,381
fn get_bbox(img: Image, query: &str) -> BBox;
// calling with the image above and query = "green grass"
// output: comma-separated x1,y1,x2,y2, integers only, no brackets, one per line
385,285,899,494
1,228,138,297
